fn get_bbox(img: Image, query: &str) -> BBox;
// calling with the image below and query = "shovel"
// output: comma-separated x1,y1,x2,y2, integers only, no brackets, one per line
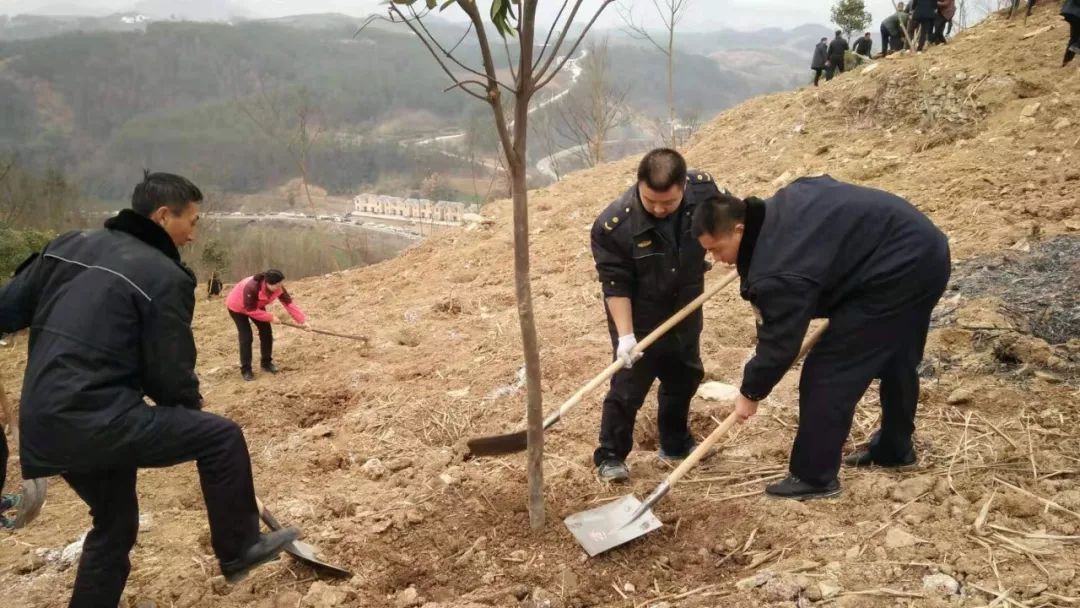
282,322,368,344
255,498,352,578
564,321,830,556
467,269,740,457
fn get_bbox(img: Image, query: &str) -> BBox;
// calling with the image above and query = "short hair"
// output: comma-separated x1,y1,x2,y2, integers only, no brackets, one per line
835,30,842,36
691,192,749,238
636,148,687,192
264,269,285,285
131,171,203,217
820,37,827,42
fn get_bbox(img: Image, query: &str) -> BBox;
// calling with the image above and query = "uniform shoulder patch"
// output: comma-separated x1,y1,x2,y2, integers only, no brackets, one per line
602,205,632,231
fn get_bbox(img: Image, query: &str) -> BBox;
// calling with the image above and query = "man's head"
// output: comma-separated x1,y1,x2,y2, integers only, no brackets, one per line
131,171,203,247
636,148,687,219
691,191,748,266
864,32,872,39
835,30,843,38
264,269,285,292
820,37,828,44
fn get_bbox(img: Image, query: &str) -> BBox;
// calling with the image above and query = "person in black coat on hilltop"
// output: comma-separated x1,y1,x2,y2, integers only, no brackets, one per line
691,176,950,500
1062,0,1080,66
0,172,299,607
826,30,849,79
853,32,873,58
910,0,938,51
811,37,829,86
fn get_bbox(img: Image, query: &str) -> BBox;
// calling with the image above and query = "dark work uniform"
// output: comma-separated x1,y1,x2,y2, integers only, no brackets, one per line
0,211,260,608
590,171,720,465
736,176,950,486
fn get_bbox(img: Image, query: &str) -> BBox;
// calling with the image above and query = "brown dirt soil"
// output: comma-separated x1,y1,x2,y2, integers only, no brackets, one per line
3,6,1080,608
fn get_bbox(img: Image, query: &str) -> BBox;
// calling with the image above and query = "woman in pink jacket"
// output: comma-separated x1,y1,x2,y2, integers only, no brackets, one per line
226,269,307,381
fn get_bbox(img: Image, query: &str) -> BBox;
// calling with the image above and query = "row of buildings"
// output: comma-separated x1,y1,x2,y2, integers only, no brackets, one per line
351,194,479,223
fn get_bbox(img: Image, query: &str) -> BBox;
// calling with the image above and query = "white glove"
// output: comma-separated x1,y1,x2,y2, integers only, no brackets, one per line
616,334,640,369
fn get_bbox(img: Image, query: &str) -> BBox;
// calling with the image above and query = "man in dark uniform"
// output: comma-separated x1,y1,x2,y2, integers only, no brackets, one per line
691,176,950,500
826,30,849,79
590,148,720,482
0,172,299,607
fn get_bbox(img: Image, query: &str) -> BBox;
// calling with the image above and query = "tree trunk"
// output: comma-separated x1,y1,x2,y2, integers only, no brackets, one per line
514,2,545,531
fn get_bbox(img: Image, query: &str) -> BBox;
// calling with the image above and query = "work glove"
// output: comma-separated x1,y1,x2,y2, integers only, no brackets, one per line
616,334,641,369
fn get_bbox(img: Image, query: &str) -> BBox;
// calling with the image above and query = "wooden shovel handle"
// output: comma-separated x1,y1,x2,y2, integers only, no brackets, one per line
544,269,739,427
663,320,831,487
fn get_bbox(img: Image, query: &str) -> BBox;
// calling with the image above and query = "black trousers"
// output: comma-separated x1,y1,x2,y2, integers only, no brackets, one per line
1066,16,1080,64
230,310,273,372
1,431,7,497
789,258,950,487
915,18,935,50
812,68,824,86
933,15,951,43
62,406,260,608
594,336,704,465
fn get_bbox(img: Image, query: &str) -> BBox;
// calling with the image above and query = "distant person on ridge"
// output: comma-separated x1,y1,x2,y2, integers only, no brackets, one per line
826,30,849,79
1062,0,1080,66
226,269,307,381
911,0,938,51
880,3,909,56
811,37,829,86
933,0,956,44
1010,0,1037,19
853,32,873,58
0,172,299,606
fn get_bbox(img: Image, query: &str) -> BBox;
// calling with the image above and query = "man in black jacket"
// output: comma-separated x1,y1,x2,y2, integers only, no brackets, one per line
590,149,719,482
853,32,873,58
826,31,849,79
0,172,298,607
691,176,950,500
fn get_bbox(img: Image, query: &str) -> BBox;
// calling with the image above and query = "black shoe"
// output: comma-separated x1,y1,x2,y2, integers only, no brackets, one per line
843,448,917,468
657,441,718,463
261,362,279,374
220,528,300,583
765,475,842,501
241,369,255,382
596,460,630,483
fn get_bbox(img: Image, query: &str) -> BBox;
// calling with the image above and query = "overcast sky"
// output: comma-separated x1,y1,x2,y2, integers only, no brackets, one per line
3,1,985,31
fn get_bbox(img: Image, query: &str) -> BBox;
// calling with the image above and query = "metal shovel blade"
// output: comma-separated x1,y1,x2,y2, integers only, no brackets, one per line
563,495,663,557
257,499,352,578
466,430,527,457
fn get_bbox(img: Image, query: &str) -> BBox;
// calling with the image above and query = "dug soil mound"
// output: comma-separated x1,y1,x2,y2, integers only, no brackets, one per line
2,6,1079,608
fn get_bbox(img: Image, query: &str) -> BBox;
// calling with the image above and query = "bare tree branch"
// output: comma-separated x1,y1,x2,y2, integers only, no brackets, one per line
535,0,615,90
532,0,571,72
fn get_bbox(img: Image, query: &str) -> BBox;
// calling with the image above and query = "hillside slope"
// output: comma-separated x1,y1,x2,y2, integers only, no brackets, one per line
2,6,1079,608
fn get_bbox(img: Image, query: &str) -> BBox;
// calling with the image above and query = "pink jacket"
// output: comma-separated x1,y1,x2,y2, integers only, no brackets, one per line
226,275,306,324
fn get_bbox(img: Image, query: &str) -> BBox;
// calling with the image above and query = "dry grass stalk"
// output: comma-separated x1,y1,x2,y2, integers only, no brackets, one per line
994,477,1080,520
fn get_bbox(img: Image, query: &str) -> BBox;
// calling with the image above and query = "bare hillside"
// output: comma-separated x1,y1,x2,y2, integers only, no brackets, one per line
2,6,1078,608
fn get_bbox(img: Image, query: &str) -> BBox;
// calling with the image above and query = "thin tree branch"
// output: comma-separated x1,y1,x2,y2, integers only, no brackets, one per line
406,4,492,83
532,0,571,72
443,79,495,101
456,0,518,171
533,0,586,81
617,1,669,55
535,0,615,90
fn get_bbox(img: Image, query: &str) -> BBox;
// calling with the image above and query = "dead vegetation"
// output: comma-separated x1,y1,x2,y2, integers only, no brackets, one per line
2,5,1079,608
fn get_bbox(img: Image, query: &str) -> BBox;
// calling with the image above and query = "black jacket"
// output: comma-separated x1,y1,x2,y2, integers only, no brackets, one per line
827,36,849,60
591,171,719,347
853,37,873,57
811,42,828,69
911,0,938,20
0,210,201,478
736,176,949,401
